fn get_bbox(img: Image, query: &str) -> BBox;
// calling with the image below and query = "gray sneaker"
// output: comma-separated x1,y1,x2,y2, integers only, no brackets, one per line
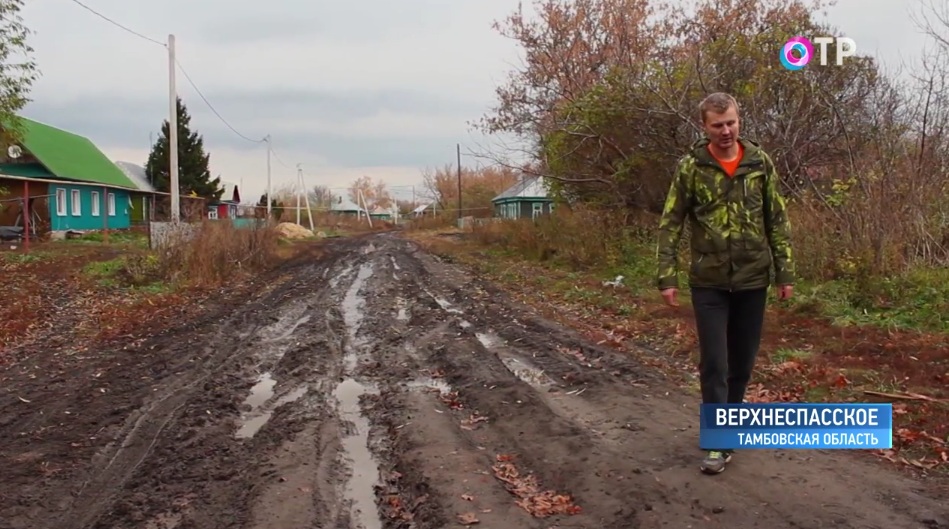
700,450,733,474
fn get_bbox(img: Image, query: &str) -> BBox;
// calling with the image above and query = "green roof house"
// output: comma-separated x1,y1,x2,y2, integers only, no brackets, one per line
0,117,145,236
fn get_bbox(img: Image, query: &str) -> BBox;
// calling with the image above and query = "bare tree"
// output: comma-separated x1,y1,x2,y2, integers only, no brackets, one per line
348,176,392,211
310,185,333,209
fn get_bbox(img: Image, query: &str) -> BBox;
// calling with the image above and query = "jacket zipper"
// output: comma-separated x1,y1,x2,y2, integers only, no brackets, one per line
695,158,760,292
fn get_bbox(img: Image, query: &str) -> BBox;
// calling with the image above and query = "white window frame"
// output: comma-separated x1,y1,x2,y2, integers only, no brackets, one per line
71,189,81,216
91,191,100,216
56,188,67,216
532,202,543,219
108,193,116,216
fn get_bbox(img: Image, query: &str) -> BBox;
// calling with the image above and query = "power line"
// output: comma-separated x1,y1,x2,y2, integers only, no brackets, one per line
174,58,266,144
69,0,166,47
68,0,268,147
267,142,292,168
66,0,442,187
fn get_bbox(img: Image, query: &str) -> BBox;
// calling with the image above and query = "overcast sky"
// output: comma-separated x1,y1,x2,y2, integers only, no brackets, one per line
20,0,934,203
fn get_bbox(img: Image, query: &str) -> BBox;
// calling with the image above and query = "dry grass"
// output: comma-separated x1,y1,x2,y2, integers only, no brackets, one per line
404,214,457,232
149,220,282,287
467,205,647,271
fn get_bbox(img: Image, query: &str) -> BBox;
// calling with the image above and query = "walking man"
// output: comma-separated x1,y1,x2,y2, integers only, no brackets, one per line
655,92,795,474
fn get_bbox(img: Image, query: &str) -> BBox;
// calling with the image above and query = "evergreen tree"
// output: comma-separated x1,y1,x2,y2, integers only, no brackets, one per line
145,97,223,200
258,193,284,220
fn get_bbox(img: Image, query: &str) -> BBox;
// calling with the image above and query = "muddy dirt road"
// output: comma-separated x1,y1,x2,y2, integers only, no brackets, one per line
1,233,947,529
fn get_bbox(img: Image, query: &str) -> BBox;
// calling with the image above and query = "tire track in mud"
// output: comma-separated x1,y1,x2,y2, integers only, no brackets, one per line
38,238,366,529
352,237,667,528
349,234,948,529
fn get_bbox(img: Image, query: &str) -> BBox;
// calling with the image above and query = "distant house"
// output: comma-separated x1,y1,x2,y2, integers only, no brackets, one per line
115,160,157,225
492,175,555,220
207,183,240,219
411,203,433,217
330,195,368,216
0,117,142,238
368,205,397,221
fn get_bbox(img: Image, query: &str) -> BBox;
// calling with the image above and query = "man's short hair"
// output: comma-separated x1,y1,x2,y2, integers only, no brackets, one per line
699,92,739,123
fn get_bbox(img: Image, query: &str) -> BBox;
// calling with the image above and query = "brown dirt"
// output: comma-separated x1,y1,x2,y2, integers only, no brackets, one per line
0,233,947,529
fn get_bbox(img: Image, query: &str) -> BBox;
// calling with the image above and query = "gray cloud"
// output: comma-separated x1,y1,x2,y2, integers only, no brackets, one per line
190,87,488,122
192,1,460,44
21,86,484,167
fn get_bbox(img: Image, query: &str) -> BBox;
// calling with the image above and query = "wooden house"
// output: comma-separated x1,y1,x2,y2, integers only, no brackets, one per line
491,175,555,220
0,117,143,239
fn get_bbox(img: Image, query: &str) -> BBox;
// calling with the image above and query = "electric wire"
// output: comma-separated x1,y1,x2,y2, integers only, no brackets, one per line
69,0,166,47
69,0,268,147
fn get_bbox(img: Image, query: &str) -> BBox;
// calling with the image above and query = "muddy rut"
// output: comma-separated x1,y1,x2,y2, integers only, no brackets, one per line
1,234,947,529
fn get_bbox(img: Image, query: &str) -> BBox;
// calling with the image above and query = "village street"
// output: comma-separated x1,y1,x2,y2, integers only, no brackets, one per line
1,233,946,529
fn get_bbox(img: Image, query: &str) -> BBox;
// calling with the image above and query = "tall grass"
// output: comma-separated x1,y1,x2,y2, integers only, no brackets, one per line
127,220,282,288
404,214,457,231
469,205,651,271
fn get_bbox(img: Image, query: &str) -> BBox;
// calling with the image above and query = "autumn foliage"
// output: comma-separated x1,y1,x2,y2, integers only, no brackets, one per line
476,0,949,279
419,164,521,220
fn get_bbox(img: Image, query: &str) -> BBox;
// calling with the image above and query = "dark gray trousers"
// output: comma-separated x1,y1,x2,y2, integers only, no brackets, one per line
691,287,768,406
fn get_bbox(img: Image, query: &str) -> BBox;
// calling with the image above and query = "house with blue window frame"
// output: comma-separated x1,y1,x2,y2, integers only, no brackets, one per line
491,174,555,220
0,116,144,238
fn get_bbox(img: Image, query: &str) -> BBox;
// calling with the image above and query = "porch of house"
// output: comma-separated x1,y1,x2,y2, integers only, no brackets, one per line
0,177,51,241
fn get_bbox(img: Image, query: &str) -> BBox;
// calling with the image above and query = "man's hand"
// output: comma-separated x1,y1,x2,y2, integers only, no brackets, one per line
661,287,679,307
778,284,793,300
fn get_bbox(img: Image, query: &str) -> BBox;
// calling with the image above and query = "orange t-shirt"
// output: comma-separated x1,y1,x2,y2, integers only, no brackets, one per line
709,143,743,178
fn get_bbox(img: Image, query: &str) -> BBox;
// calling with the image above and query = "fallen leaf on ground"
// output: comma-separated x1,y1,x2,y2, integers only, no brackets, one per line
457,512,479,525
491,454,581,518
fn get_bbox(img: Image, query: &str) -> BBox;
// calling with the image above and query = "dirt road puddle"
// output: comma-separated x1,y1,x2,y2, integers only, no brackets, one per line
333,378,383,529
477,332,553,387
236,385,308,439
335,261,385,528
245,373,277,409
342,263,374,372
426,289,463,314
475,332,501,349
500,357,552,387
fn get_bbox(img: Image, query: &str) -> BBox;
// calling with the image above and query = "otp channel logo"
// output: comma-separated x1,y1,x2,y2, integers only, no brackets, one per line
780,36,814,71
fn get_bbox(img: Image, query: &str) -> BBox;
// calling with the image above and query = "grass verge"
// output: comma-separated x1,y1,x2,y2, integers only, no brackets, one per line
0,221,314,350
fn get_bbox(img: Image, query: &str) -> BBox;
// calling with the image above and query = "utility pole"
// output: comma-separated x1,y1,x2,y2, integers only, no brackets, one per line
168,34,179,222
265,135,272,219
298,164,314,231
295,163,301,225
456,143,462,222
